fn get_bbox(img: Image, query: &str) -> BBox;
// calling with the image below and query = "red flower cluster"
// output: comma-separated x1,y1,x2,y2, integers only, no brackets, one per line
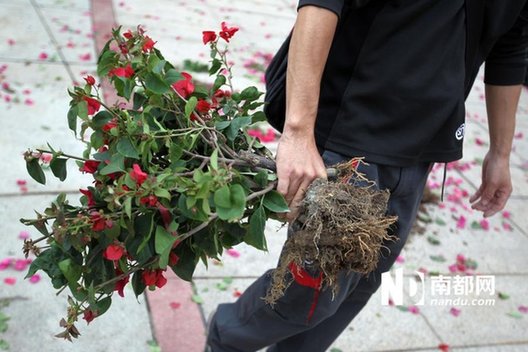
102,118,118,132
142,269,167,288
80,188,95,207
80,160,100,174
109,64,134,78
140,195,158,207
202,22,239,44
103,243,125,261
83,96,101,116
196,99,211,114
172,72,194,98
130,163,148,186
90,211,112,231
219,22,239,43
142,36,156,52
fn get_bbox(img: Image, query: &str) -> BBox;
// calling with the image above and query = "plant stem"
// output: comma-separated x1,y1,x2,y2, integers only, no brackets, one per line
36,149,88,162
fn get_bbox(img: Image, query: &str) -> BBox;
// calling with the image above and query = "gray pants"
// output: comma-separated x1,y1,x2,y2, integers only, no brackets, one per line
207,150,432,352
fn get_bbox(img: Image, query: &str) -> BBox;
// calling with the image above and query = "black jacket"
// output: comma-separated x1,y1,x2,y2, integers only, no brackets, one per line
265,0,528,166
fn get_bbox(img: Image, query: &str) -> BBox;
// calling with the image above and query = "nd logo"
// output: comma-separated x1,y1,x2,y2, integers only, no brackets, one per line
381,268,425,306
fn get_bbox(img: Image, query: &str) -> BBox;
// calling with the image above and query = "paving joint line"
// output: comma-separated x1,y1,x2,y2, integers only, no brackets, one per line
29,0,77,83
0,190,81,198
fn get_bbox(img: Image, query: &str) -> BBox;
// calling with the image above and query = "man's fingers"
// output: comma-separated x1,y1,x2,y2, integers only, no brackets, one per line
286,179,312,222
469,186,483,203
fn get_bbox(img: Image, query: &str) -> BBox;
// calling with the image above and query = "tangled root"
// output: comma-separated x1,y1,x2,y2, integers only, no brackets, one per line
265,159,398,305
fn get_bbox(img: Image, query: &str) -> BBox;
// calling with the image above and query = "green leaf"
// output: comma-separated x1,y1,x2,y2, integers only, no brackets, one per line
427,236,441,245
131,271,146,298
209,59,221,75
251,111,267,123
214,185,232,208
94,296,112,316
154,188,171,200
117,137,140,159
191,294,204,304
262,191,289,213
58,258,81,284
215,120,231,130
124,197,132,219
255,170,268,188
240,86,261,101
26,158,46,185
226,116,251,141
245,206,267,250
50,157,67,181
185,96,197,119
215,184,246,221
165,69,183,85
210,149,219,170
212,75,226,91
498,292,510,300
155,225,177,269
145,72,170,94
429,255,446,263
92,110,113,128
170,242,198,281
100,154,125,175
67,104,78,135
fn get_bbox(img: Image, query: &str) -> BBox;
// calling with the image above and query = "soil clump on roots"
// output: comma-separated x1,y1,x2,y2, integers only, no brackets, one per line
265,159,398,305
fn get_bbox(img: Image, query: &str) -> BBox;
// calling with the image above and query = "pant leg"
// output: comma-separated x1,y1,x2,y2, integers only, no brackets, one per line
207,151,430,352
267,153,432,352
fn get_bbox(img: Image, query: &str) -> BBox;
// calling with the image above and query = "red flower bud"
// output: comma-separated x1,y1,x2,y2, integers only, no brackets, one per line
84,75,96,86
103,243,125,261
129,163,148,186
83,309,96,324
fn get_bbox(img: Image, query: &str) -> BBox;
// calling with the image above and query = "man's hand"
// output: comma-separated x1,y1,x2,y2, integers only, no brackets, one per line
470,151,512,217
276,129,327,221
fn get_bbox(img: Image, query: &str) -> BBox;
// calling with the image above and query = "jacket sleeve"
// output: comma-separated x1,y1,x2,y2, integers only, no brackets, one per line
484,3,528,85
297,0,372,19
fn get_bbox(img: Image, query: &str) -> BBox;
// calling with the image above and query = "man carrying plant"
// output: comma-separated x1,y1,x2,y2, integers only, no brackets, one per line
207,1,528,351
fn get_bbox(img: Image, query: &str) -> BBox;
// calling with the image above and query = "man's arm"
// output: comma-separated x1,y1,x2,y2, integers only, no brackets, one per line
276,5,338,220
470,85,520,217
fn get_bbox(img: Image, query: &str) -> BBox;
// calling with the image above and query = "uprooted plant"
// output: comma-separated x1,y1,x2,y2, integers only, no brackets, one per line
19,23,396,340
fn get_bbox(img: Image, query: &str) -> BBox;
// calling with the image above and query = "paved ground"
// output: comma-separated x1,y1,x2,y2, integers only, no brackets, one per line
0,0,527,351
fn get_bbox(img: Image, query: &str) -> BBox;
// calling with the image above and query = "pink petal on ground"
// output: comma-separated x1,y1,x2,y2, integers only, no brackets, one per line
448,264,458,273
38,52,48,60
4,277,16,285
450,307,461,317
169,302,181,309
14,259,30,271
7,39,15,46
502,222,513,231
502,211,511,219
233,289,242,297
456,216,466,229
79,53,92,61
29,274,41,283
18,231,30,239
226,249,240,258
24,98,34,106
395,255,404,264
479,219,490,231
16,179,27,186
519,305,528,314
408,305,420,314
0,258,12,270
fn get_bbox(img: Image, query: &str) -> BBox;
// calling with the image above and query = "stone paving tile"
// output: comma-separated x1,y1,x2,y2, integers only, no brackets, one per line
39,6,97,65
35,0,91,10
0,2,59,62
451,344,528,351
0,61,95,194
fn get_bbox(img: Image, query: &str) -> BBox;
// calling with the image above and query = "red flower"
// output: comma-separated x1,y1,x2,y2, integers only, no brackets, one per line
142,269,167,288
90,211,111,231
103,243,125,261
83,309,96,324
140,195,158,207
119,42,129,55
109,64,134,78
169,252,179,266
202,31,217,44
114,269,130,297
219,22,239,43
83,96,101,116
80,160,100,174
214,89,231,99
171,72,194,98
123,30,133,39
130,163,148,186
102,118,118,132
142,36,156,52
196,99,211,114
84,75,96,86
80,188,96,207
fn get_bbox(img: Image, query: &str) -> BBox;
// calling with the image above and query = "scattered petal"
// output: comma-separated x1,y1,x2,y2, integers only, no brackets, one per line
29,274,41,283
169,302,181,309
449,307,461,317
18,231,30,239
4,277,16,285
226,249,240,258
